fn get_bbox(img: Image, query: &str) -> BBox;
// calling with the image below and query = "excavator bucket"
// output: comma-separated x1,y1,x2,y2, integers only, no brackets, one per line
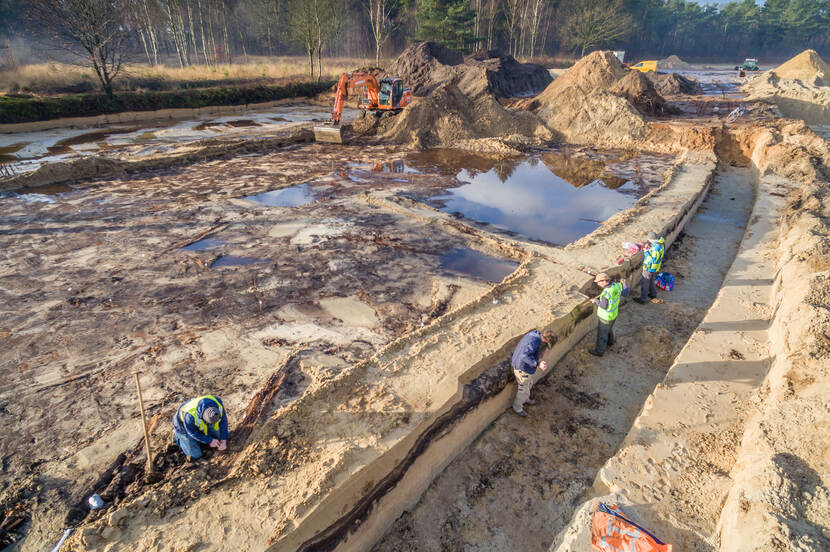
313,124,343,144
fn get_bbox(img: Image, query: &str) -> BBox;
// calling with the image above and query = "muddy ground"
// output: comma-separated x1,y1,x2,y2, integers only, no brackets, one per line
0,138,672,551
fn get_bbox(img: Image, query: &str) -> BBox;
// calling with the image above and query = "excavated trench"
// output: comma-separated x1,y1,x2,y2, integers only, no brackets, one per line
373,167,757,551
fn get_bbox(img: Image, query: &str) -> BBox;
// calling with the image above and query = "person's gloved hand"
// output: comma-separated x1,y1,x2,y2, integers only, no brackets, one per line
218,440,227,451
209,439,220,448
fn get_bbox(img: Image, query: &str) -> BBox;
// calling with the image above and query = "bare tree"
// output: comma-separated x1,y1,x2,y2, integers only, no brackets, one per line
364,0,397,66
560,0,631,57
29,0,129,95
503,0,522,57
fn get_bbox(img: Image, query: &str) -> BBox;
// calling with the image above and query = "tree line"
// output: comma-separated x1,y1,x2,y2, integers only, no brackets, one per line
1,0,829,94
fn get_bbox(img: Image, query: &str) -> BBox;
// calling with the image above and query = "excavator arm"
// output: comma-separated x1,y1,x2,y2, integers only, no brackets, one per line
330,72,380,125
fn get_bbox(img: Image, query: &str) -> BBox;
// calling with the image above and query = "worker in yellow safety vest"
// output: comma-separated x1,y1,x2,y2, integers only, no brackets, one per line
172,395,229,460
589,272,629,357
634,231,665,304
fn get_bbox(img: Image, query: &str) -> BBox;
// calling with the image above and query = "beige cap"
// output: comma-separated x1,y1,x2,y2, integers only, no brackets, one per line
594,272,611,284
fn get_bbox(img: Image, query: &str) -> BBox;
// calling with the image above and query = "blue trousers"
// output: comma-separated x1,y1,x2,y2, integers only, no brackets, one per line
174,429,203,459
640,271,658,300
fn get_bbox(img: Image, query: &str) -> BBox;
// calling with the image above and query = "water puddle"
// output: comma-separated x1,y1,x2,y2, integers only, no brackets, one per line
245,183,323,207
210,255,267,268
0,183,77,203
439,248,518,283
424,153,649,245
181,237,226,251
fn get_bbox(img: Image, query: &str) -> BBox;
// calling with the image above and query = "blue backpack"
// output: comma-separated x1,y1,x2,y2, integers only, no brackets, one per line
656,272,674,291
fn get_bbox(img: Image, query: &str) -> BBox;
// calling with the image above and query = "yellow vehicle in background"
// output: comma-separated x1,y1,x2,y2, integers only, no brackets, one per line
631,60,658,73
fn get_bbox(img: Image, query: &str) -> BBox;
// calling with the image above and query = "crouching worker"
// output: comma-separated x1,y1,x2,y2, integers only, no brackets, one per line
511,329,557,417
173,395,228,460
589,273,629,357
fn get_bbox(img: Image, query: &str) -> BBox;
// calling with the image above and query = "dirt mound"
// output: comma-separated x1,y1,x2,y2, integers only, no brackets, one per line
744,50,830,125
609,71,670,115
646,72,703,96
769,49,830,86
532,51,667,147
386,42,551,99
356,83,552,151
659,55,692,70
534,50,628,104
464,49,553,98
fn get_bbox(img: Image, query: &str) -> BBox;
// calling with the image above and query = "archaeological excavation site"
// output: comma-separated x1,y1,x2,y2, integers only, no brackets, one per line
2,40,830,552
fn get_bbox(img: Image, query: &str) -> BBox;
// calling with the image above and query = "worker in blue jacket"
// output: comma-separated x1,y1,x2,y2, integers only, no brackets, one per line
510,329,557,417
634,231,665,304
589,272,629,357
172,395,229,460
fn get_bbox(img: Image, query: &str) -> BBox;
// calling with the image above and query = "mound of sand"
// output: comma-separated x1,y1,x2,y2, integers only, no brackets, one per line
355,83,552,152
744,49,830,125
609,71,670,115
658,55,692,70
387,42,552,99
769,49,830,86
646,72,703,96
532,51,666,146
534,50,628,103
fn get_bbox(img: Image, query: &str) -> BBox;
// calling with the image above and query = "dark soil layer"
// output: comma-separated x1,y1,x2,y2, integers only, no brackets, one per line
0,80,334,124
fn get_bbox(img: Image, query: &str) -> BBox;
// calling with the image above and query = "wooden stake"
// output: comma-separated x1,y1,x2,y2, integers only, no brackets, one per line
134,372,154,474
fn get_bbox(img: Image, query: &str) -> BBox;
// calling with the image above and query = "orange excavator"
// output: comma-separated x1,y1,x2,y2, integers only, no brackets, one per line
313,72,412,144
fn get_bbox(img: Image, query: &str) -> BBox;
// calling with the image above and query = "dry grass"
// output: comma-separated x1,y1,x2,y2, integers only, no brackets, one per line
0,56,375,94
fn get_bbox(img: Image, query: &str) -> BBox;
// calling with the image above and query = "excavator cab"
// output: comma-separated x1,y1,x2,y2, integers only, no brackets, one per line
378,78,406,108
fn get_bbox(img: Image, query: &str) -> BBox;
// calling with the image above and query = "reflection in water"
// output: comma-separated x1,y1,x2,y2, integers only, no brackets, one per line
439,248,518,283
407,150,516,177
181,237,226,251
429,157,639,245
245,183,317,207
210,255,266,268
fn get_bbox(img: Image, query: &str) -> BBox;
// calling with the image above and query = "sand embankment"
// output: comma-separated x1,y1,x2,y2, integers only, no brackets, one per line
744,49,830,126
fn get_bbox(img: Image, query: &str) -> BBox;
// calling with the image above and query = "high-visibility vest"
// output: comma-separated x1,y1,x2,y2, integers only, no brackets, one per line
597,282,623,322
645,239,665,272
179,395,222,435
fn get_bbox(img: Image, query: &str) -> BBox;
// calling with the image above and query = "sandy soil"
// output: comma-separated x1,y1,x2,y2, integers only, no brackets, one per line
0,143,508,551
1,47,829,552
373,167,754,551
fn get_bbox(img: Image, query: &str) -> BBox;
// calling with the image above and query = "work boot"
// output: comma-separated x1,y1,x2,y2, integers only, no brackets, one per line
525,398,537,406
513,408,528,417
588,349,604,357
633,297,647,304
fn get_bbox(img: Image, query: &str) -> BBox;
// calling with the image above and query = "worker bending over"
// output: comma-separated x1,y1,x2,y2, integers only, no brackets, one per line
589,273,629,357
173,395,229,460
511,329,557,417
635,231,665,304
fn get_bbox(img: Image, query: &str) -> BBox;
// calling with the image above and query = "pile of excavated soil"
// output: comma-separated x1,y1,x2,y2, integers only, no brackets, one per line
744,49,830,125
608,70,671,115
768,49,830,86
646,72,703,96
355,83,553,152
386,42,552,98
532,51,668,147
659,54,692,70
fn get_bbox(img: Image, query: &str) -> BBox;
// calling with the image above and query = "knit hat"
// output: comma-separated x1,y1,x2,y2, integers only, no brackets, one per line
646,231,658,240
202,407,221,424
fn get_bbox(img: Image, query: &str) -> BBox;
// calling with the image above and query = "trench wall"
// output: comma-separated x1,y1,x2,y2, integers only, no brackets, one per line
273,155,718,552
